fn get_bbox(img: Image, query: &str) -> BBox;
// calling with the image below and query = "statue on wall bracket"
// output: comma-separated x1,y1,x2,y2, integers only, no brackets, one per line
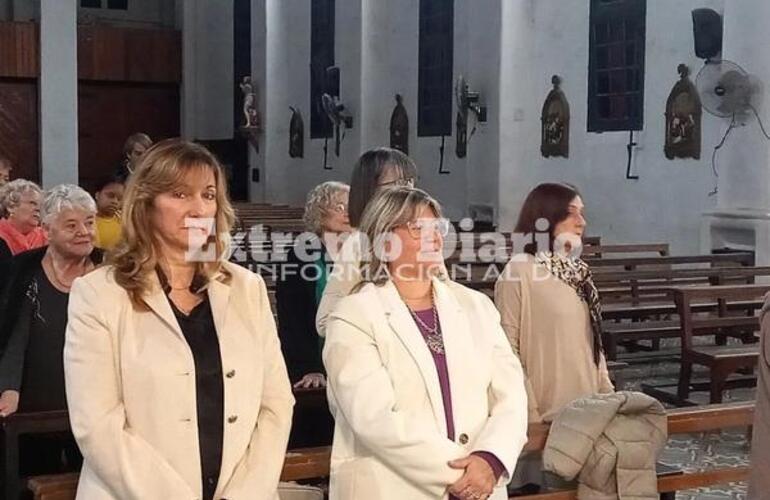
289,107,304,158
540,75,570,158
390,94,409,154
665,64,702,160
238,76,261,153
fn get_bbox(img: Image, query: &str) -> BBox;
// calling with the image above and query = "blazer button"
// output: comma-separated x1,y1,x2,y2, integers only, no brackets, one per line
458,433,469,445
226,369,236,378
228,415,238,424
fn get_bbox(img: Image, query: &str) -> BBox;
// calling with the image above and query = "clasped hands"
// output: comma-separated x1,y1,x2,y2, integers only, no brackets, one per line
447,455,496,500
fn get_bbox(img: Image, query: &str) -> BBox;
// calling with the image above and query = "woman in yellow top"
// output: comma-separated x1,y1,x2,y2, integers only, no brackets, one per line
93,176,124,250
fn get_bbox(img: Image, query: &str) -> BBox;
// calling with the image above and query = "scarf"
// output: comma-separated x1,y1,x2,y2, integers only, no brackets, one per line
535,251,604,366
0,218,47,255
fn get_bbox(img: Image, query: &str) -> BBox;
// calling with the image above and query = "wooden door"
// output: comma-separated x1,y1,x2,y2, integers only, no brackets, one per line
78,82,179,190
0,79,39,183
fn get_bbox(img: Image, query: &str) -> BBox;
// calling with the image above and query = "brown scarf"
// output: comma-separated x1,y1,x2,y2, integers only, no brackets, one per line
535,251,605,366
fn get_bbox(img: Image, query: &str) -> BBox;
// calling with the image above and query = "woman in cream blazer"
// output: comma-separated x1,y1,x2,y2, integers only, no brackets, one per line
323,187,528,500
64,140,294,500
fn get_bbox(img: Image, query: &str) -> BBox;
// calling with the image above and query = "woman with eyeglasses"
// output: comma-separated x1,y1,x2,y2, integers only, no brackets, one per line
323,186,527,500
494,183,612,491
315,147,417,337
277,181,351,390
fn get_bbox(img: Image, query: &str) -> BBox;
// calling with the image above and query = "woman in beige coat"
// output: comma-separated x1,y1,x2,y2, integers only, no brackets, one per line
64,140,294,500
495,183,613,490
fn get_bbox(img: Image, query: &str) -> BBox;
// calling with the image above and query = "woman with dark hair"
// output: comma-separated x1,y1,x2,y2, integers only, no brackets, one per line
494,183,612,491
495,183,612,424
315,147,417,337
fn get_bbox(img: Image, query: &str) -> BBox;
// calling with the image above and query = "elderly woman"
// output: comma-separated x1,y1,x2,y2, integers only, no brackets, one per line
0,184,101,474
276,181,351,389
0,179,47,261
323,186,527,500
64,139,294,500
315,147,417,337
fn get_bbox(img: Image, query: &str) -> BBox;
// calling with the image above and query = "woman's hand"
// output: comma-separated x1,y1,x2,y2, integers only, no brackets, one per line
447,455,495,500
0,390,20,418
292,372,326,389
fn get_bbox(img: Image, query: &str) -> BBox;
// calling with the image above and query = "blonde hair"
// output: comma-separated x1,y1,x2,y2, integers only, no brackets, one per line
303,181,349,235
123,133,152,156
110,139,236,308
357,186,444,286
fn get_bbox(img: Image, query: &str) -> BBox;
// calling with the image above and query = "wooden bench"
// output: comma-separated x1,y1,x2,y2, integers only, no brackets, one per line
24,402,754,500
669,285,769,405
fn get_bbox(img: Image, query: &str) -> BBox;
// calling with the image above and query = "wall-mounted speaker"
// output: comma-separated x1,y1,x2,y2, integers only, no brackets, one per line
692,8,723,60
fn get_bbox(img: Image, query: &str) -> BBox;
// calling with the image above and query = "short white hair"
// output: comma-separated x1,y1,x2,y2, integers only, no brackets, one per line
0,179,42,214
42,184,96,225
303,181,349,235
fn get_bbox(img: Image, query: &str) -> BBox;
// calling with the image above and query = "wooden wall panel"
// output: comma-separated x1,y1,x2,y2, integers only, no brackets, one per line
0,22,39,78
78,83,180,190
78,26,181,83
0,80,39,183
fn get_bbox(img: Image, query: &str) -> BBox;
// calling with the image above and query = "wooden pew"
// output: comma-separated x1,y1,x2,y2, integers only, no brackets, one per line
670,284,769,405
24,403,754,500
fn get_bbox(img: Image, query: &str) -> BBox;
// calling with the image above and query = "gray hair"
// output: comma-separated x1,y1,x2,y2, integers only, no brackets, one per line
358,186,444,286
42,184,97,225
303,181,350,235
0,179,42,215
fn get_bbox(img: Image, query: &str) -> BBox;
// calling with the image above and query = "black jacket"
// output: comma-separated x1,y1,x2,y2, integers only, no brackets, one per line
274,242,331,382
0,246,104,354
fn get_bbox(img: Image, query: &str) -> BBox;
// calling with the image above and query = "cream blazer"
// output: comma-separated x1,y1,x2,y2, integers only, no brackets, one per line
323,278,528,500
64,262,295,500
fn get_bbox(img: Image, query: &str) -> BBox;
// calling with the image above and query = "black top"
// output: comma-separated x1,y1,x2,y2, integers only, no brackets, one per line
169,296,224,500
0,267,69,411
275,242,330,382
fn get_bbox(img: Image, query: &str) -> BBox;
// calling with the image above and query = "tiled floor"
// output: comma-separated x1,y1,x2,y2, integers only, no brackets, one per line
617,341,754,500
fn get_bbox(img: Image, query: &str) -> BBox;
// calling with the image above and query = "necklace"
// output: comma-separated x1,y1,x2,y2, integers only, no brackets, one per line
403,291,445,355
45,254,89,290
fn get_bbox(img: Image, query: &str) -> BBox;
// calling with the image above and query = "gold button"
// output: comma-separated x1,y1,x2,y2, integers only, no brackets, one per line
226,370,236,378
458,433,469,445
228,415,238,424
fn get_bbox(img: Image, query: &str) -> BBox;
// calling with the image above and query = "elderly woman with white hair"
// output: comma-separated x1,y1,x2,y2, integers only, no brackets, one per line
276,181,351,391
0,179,47,261
0,184,100,475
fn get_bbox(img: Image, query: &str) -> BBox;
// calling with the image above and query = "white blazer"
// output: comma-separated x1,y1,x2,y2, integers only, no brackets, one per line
323,278,528,500
64,262,295,500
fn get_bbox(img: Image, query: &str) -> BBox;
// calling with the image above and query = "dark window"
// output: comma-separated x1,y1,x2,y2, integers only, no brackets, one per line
80,0,102,8
418,0,454,137
310,0,335,139
107,0,128,9
588,0,646,132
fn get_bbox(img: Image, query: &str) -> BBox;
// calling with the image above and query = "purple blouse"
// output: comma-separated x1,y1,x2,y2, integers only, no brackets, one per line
412,309,507,489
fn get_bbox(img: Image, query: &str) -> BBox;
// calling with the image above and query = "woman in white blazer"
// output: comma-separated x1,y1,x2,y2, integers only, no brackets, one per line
64,139,294,500
323,186,528,500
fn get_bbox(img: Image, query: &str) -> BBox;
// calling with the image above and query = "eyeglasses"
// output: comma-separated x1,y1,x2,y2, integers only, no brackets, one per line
330,202,348,214
378,177,415,188
404,218,450,239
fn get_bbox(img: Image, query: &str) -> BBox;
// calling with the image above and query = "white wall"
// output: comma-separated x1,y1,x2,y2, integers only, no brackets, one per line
256,0,501,220
499,0,725,254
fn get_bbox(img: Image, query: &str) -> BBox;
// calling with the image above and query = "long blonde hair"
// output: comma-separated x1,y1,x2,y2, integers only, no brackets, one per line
110,138,236,308
357,186,444,287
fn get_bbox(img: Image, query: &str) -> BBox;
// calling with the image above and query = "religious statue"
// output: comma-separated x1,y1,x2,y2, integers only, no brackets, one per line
240,76,260,129
540,75,570,158
390,94,409,154
665,64,702,160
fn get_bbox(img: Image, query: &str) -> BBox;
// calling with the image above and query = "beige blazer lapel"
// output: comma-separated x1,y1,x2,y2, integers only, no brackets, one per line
206,278,231,338
141,273,184,340
378,281,447,435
